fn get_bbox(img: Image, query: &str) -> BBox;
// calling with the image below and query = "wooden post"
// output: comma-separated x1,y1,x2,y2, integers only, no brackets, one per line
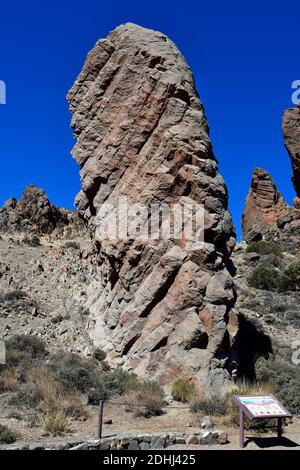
98,400,104,439
240,408,245,448
277,417,282,438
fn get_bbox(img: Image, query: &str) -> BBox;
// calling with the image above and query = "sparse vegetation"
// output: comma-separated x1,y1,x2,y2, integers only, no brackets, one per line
1,290,28,302
171,378,195,402
23,235,41,247
1,368,18,392
62,241,80,250
50,314,64,324
4,334,46,367
190,396,228,416
246,241,283,257
124,380,165,417
78,305,90,317
0,424,18,444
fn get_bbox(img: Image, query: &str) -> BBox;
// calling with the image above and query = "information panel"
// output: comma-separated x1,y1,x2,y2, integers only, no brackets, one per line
237,395,289,418
233,394,292,447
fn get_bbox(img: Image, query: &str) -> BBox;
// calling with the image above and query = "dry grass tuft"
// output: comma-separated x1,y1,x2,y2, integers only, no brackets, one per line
41,413,70,436
2,369,19,392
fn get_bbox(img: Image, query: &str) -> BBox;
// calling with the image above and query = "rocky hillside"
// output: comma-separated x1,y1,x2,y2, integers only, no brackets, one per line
237,104,300,388
0,186,96,354
0,185,86,238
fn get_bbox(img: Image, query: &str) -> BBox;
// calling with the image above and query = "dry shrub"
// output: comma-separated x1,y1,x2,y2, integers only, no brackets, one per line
2,369,18,392
190,396,228,416
26,366,62,412
41,413,69,436
26,366,88,420
124,381,165,417
61,395,89,420
171,378,195,402
0,424,18,443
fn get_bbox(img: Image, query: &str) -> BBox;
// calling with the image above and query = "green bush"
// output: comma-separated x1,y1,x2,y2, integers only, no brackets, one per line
247,267,279,290
23,235,40,247
246,241,282,257
49,353,104,395
62,241,80,250
191,396,227,416
0,424,18,444
247,267,292,292
102,369,140,395
50,314,64,324
5,335,46,367
171,378,195,402
256,356,300,415
1,290,28,302
285,261,300,289
93,348,106,362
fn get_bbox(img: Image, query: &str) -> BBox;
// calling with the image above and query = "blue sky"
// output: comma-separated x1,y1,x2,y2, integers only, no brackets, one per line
0,0,299,239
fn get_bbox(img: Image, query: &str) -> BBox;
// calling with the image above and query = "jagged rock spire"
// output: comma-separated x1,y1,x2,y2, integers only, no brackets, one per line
242,168,288,241
68,23,238,394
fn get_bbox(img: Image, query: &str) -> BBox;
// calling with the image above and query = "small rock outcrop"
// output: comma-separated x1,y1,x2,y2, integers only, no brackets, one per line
0,184,85,238
242,105,300,244
68,23,238,394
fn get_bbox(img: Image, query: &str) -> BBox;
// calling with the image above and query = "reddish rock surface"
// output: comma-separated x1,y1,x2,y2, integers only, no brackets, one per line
68,23,238,394
282,104,300,197
242,168,288,241
242,105,300,243
0,184,85,238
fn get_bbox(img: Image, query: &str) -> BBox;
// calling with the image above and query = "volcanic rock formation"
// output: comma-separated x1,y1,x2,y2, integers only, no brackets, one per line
242,168,289,241
283,104,300,198
68,23,238,394
0,184,84,238
242,105,300,244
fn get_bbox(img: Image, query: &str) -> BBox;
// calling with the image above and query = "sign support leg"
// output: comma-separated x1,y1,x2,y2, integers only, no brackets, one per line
240,409,245,448
98,400,104,439
277,417,282,438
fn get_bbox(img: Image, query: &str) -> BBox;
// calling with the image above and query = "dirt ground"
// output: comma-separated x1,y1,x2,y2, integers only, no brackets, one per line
1,398,299,450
